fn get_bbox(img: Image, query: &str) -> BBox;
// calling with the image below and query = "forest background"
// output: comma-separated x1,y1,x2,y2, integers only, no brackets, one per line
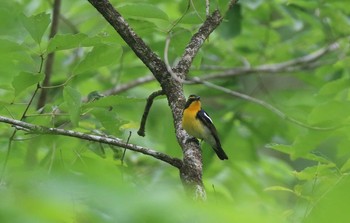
0,0,349,222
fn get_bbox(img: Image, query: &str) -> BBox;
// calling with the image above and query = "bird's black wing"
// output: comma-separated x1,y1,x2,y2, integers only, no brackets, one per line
196,110,228,160
196,110,219,142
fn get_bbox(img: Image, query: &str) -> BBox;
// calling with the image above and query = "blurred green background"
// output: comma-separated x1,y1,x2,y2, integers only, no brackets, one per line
0,0,350,222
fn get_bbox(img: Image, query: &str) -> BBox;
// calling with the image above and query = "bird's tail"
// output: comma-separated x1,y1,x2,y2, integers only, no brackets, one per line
213,144,228,160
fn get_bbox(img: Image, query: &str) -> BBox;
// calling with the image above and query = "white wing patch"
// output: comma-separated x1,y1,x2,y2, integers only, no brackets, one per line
202,111,213,124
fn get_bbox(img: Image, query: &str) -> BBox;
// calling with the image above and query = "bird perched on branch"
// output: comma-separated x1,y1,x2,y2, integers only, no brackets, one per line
182,95,228,160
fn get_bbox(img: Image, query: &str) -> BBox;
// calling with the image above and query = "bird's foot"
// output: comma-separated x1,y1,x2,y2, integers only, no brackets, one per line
186,137,199,144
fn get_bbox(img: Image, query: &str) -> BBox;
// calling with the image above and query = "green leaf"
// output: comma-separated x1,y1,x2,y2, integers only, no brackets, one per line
293,164,335,181
118,3,169,21
308,101,350,126
0,39,29,89
266,143,294,155
168,28,192,55
341,159,350,173
12,72,44,97
88,143,106,158
244,0,264,10
218,4,242,39
216,0,233,14
83,95,144,109
293,131,330,158
266,143,334,164
305,176,350,223
303,152,335,165
287,0,318,9
63,86,81,127
91,108,126,135
264,186,294,193
47,33,88,53
74,44,122,74
180,12,205,25
127,19,157,36
318,78,350,96
81,35,106,47
87,91,105,102
0,38,24,52
20,12,51,44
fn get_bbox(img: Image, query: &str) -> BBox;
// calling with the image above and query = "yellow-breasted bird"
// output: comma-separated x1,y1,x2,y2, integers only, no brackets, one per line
182,95,228,160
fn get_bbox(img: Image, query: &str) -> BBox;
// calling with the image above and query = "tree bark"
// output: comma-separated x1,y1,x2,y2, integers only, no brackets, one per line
37,0,61,110
87,0,235,199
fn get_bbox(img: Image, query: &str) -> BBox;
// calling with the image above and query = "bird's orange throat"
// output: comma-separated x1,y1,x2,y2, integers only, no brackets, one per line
187,100,201,112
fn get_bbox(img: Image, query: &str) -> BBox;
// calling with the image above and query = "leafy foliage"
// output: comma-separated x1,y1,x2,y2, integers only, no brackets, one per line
20,12,51,44
0,0,350,222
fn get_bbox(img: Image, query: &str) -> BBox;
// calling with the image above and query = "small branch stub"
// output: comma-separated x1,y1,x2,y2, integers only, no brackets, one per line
137,90,165,137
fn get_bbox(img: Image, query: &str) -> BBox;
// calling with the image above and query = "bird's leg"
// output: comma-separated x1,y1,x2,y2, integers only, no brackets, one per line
186,137,200,145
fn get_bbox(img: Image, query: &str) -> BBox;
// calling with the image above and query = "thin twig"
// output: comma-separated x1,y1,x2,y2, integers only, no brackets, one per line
137,90,165,137
20,84,41,120
59,14,79,34
103,75,155,96
17,54,45,120
1,54,46,182
0,115,183,169
88,0,239,200
192,78,341,131
190,0,204,22
205,0,210,17
199,41,340,80
0,129,16,182
164,35,188,83
40,74,76,89
91,39,339,97
167,0,191,33
302,172,344,221
121,131,132,165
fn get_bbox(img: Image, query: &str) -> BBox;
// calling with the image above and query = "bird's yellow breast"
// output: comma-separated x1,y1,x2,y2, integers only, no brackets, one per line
182,101,206,139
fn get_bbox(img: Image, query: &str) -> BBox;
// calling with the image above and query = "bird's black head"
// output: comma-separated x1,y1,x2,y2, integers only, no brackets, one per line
184,95,200,109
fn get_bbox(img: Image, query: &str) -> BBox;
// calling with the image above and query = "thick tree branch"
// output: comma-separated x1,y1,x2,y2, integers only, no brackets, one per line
87,0,168,83
87,0,238,200
98,41,339,96
173,0,238,78
0,115,182,169
173,10,223,78
99,41,339,95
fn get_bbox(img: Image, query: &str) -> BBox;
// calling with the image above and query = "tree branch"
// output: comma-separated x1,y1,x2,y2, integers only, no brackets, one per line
99,40,340,95
37,0,61,110
0,115,183,169
87,0,168,83
99,41,339,95
198,41,340,80
192,78,342,131
102,75,155,96
173,10,222,78
173,0,238,78
87,0,239,200
137,90,165,137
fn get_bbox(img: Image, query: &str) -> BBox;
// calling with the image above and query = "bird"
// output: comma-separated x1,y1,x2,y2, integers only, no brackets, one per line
182,95,228,160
